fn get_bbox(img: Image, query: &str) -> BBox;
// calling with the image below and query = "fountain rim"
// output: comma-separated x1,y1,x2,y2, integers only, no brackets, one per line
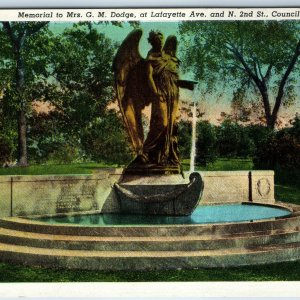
4,201,297,229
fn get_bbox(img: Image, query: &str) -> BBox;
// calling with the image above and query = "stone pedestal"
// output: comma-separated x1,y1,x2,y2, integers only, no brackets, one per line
251,171,275,204
123,164,181,175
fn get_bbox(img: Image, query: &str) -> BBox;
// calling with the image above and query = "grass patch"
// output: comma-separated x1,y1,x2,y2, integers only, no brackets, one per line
1,261,300,282
198,158,254,171
0,162,121,176
275,185,300,205
275,167,300,188
182,158,253,171
274,168,300,206
0,159,253,175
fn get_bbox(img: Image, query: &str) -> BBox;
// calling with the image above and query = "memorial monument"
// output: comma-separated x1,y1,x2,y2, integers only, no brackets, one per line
112,29,202,215
113,29,197,174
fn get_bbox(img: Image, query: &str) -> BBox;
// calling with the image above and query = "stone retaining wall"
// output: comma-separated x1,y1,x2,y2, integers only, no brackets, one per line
199,170,274,204
0,169,274,217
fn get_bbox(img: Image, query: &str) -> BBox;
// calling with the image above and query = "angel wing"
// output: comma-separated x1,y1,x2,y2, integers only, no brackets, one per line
112,29,146,154
112,29,144,103
163,35,178,56
163,35,197,91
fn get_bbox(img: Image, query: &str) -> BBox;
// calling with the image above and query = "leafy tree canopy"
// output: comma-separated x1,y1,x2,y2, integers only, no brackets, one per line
47,23,116,136
179,20,300,128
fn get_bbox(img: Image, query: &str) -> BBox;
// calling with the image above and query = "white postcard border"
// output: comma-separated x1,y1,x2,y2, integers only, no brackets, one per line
0,4,299,298
0,8,299,21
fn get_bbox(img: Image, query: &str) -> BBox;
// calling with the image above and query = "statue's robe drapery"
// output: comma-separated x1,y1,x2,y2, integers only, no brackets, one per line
143,51,180,166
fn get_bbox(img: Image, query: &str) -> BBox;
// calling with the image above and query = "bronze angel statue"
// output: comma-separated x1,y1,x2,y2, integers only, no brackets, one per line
113,29,196,173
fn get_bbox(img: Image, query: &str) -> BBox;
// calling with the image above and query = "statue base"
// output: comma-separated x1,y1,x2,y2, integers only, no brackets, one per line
114,172,204,216
123,159,181,176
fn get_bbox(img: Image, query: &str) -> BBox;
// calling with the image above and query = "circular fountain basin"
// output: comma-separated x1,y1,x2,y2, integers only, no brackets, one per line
33,203,292,226
0,202,298,270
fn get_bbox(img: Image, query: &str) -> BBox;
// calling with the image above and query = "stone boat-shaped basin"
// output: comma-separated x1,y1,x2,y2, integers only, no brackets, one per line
114,172,204,216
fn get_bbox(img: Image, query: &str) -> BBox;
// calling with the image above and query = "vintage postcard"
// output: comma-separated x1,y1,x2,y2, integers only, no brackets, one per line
0,6,299,297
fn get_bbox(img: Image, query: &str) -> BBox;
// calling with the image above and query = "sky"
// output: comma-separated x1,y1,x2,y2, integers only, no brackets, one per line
49,21,300,126
50,22,179,57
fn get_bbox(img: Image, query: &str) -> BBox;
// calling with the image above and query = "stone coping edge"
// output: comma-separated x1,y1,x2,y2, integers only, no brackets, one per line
19,201,293,219
0,169,274,181
2,201,296,228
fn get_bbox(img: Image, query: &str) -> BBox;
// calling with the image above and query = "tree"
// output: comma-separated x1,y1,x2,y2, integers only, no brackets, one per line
177,120,192,159
49,24,115,129
26,23,129,164
0,22,138,165
230,88,252,123
216,119,255,158
47,24,118,147
0,98,17,165
253,118,300,169
81,110,132,164
196,121,218,166
179,21,300,129
1,22,50,166
216,119,241,157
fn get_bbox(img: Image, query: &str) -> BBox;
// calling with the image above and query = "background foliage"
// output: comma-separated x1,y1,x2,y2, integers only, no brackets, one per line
0,21,299,171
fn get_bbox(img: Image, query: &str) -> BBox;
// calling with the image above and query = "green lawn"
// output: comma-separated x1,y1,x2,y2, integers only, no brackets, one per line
0,162,119,176
274,168,300,206
0,159,299,282
0,158,254,176
275,184,300,205
182,158,254,171
1,261,300,282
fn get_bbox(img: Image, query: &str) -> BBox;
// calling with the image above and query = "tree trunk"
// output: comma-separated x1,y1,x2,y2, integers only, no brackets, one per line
17,110,28,166
266,116,275,129
268,113,278,129
268,41,300,130
260,87,274,129
16,54,28,166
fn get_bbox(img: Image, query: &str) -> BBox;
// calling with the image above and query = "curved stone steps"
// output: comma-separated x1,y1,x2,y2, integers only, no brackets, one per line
0,226,299,252
0,241,299,270
0,203,299,269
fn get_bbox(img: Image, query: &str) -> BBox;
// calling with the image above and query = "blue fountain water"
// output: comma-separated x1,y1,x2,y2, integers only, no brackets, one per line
33,203,291,226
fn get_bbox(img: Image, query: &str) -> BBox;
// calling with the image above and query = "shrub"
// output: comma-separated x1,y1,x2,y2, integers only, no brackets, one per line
0,103,17,165
0,136,15,165
253,115,300,169
247,124,274,149
216,119,255,158
28,112,85,164
195,121,218,166
47,143,83,164
81,110,133,165
0,117,17,166
177,120,192,159
236,127,255,158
